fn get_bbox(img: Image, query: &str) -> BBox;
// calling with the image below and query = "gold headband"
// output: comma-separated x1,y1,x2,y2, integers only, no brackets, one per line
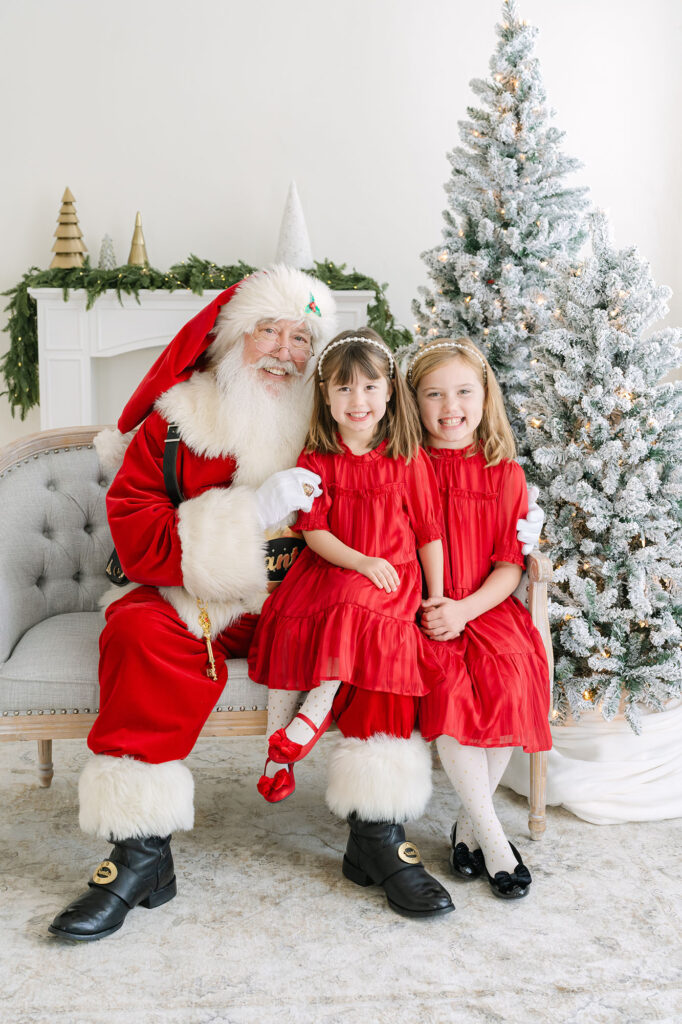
406,341,488,383
317,336,395,379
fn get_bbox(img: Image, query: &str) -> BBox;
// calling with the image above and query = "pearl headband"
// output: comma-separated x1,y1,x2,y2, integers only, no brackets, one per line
406,340,488,383
317,336,395,380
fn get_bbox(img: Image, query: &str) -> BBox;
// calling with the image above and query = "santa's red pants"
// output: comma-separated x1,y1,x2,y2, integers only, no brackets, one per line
89,586,423,765
88,587,258,763
333,683,419,739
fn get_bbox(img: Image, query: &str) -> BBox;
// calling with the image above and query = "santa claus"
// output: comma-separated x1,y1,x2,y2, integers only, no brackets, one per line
49,265,542,941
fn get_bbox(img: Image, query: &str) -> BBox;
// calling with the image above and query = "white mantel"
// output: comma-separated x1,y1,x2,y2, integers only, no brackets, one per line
29,287,375,429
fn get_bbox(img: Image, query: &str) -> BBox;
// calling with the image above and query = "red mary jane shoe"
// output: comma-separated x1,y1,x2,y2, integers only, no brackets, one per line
257,760,296,803
268,710,333,765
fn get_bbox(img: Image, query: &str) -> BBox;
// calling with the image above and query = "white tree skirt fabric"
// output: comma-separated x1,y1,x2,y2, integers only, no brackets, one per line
502,699,682,825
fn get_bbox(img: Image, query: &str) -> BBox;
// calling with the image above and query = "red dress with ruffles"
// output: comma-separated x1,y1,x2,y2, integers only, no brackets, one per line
248,440,445,696
418,446,552,753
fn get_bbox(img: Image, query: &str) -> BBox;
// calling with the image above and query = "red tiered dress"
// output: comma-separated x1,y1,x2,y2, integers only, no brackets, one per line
419,445,552,753
248,440,445,696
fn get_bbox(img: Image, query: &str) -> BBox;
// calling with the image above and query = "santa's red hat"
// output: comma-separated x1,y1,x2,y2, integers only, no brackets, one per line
94,266,336,473
117,265,336,434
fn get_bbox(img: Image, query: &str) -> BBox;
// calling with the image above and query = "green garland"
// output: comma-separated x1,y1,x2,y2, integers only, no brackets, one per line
1,255,413,420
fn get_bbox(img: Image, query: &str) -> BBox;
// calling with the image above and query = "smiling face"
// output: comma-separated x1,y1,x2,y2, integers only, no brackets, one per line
416,356,485,449
242,319,312,391
324,368,393,451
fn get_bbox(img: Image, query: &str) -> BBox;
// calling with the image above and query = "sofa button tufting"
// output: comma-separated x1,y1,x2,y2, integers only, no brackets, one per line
36,576,44,587
84,524,93,534
43,528,51,539
47,482,56,491
73,572,81,581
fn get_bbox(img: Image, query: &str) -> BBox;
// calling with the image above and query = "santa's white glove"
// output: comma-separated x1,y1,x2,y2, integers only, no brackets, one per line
254,468,323,530
516,485,544,555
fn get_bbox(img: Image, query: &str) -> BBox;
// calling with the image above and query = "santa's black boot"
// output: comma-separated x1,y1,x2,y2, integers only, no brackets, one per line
342,814,454,919
49,834,176,942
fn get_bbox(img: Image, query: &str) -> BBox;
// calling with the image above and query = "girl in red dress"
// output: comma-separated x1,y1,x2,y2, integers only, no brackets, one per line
408,338,551,900
248,329,446,803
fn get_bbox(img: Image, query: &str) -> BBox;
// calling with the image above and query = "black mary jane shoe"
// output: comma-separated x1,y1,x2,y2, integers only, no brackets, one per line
48,834,176,942
484,841,532,901
342,814,454,919
449,823,485,881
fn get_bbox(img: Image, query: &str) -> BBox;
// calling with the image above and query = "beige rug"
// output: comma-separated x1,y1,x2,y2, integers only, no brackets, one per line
1,735,680,1024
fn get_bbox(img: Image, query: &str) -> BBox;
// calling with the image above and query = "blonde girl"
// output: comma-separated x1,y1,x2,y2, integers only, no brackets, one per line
408,338,551,900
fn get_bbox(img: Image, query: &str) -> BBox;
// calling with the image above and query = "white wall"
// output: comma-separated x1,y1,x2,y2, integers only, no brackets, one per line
1,0,680,444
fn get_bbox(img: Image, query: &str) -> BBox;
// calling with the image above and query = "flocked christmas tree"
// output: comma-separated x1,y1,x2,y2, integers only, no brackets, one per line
526,212,682,732
98,233,117,270
413,0,588,455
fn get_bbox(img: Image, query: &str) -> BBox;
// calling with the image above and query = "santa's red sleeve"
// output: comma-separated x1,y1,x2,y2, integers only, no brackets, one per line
107,412,267,602
402,447,444,548
106,413,184,587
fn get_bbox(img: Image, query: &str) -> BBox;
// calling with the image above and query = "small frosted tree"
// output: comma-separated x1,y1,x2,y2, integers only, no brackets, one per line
526,212,682,732
413,0,588,454
98,234,117,270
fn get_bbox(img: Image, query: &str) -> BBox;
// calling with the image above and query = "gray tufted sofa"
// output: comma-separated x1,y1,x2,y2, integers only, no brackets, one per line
1,426,553,837
0,426,269,786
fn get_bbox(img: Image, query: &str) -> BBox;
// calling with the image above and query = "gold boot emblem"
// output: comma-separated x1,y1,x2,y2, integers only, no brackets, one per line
397,842,421,865
92,860,118,884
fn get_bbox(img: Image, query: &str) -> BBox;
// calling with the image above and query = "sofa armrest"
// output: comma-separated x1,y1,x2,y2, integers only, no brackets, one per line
0,426,114,664
525,550,554,687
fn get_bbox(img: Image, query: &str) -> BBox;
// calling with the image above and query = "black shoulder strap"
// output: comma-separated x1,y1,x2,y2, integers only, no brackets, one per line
163,423,185,508
105,422,185,587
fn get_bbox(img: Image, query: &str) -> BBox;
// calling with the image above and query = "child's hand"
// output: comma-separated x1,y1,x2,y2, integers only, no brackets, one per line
356,556,400,593
421,596,468,641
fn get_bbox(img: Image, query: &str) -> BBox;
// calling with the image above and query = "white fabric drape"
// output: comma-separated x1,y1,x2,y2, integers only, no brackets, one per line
502,700,682,824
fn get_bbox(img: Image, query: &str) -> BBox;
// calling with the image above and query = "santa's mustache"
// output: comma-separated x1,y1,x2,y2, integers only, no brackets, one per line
249,355,304,378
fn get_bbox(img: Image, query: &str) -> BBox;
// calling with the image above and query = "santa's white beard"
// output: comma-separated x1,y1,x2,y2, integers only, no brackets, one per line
215,343,312,487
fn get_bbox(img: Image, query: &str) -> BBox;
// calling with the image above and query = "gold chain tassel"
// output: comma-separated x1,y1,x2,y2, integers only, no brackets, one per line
196,598,218,680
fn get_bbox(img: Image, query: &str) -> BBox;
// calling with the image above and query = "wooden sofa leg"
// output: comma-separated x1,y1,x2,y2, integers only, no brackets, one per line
528,750,547,840
37,739,54,788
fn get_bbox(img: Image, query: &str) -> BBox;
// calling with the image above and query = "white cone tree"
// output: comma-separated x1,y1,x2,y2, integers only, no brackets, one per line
275,180,313,268
413,0,588,455
526,212,682,731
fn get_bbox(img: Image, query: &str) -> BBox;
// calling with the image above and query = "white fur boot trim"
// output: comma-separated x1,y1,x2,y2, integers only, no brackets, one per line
176,485,267,604
94,427,135,478
326,733,433,823
78,755,194,840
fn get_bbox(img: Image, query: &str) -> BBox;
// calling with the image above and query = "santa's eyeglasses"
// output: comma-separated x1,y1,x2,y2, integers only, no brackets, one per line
251,323,312,359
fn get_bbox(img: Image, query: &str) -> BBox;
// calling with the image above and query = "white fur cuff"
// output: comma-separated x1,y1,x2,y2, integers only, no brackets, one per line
326,733,433,823
79,755,194,840
177,485,267,603
94,427,135,478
